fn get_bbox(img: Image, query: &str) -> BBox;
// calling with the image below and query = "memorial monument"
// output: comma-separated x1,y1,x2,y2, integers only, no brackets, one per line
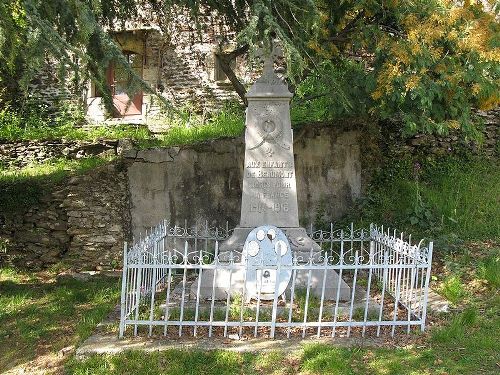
194,45,350,300
221,45,318,257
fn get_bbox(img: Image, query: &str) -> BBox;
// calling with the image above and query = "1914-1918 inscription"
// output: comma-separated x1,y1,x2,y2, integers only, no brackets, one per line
244,158,294,214
240,99,299,227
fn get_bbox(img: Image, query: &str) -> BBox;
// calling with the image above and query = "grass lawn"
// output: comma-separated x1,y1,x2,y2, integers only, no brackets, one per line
0,269,119,374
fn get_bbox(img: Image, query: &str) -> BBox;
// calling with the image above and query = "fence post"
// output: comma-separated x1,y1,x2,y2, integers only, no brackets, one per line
420,241,434,332
148,239,159,337
133,243,143,336
119,242,128,338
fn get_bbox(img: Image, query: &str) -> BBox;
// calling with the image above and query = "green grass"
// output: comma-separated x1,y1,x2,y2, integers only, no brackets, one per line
66,304,500,375
344,155,500,242
0,104,245,146
0,268,120,373
0,120,153,142
0,156,111,213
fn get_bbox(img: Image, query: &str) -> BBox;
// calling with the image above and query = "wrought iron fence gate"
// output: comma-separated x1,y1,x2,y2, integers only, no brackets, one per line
119,221,433,339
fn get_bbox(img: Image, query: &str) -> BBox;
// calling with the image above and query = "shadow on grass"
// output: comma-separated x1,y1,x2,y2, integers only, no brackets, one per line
0,270,119,373
66,312,500,375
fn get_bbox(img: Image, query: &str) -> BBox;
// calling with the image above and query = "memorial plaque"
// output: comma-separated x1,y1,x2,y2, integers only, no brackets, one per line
242,225,292,300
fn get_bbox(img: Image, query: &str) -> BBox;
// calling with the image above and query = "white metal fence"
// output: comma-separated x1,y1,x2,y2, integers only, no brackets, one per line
119,221,433,339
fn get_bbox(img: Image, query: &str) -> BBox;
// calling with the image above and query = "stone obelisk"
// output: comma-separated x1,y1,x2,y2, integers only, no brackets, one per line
221,46,319,257
194,47,350,300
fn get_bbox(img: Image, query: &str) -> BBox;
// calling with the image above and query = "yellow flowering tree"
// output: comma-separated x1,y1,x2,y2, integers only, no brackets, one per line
300,0,499,136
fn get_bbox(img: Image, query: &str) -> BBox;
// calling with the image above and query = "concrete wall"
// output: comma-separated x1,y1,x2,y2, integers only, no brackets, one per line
125,126,362,238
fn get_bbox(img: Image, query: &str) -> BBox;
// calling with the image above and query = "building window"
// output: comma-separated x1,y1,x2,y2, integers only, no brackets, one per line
213,53,236,82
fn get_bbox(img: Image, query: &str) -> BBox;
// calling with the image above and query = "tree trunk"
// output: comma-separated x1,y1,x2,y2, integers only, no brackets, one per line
215,44,249,106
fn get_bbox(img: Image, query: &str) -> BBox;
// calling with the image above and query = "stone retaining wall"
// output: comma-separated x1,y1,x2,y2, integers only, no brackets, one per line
0,114,498,270
0,161,130,270
0,139,121,168
124,126,363,238
387,109,499,158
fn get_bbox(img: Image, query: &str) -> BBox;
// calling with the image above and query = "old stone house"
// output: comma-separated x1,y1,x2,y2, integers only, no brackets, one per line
87,23,253,124
32,12,253,126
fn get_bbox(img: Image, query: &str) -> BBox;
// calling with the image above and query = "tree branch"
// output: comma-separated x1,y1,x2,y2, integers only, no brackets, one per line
328,10,365,43
215,44,249,106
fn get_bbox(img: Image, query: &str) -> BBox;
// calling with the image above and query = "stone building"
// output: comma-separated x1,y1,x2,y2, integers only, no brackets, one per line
31,11,253,126
86,24,252,125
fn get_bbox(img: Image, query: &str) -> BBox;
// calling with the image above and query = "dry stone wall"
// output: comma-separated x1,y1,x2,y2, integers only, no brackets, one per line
386,109,499,158
0,140,119,168
0,161,130,270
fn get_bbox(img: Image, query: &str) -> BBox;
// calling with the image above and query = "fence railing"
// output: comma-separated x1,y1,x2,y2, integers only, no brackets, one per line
119,222,433,339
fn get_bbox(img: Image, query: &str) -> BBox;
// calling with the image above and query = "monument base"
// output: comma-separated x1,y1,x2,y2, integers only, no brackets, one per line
191,226,351,301
191,268,351,302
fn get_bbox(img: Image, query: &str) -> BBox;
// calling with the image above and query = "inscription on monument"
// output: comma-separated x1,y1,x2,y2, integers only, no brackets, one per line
245,158,294,214
240,94,299,227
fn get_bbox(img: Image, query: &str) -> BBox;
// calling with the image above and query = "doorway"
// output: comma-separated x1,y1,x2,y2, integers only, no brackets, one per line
108,51,143,117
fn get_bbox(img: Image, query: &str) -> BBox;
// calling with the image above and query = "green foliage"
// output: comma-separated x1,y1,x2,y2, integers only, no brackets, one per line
291,59,371,124
0,156,111,213
346,155,500,242
141,105,245,148
309,1,499,136
0,101,90,140
0,0,500,141
2,0,497,138
369,2,499,137
0,103,50,139
478,254,500,288
0,0,149,111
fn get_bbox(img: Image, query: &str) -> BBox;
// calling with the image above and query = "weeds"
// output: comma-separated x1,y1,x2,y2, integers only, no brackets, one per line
0,103,245,145
439,275,466,304
478,254,500,288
